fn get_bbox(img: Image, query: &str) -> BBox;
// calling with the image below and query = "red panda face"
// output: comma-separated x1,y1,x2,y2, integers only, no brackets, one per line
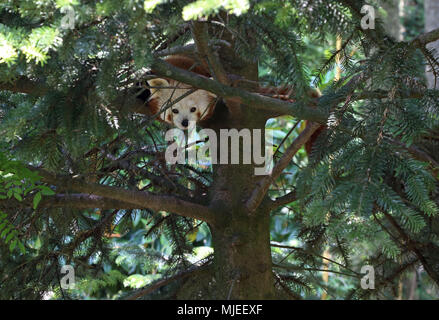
147,78,216,130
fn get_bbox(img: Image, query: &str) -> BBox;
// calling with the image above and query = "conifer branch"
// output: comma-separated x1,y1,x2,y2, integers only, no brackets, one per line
378,207,439,286
339,0,439,49
125,264,210,300
269,190,298,209
337,0,386,46
190,21,245,119
44,194,144,209
246,122,321,213
0,76,48,95
273,263,360,278
411,27,439,49
27,166,215,223
150,57,327,122
154,40,231,57
271,243,360,275
0,194,138,210
191,21,230,86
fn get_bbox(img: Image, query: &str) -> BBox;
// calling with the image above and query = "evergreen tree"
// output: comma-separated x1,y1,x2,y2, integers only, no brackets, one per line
0,0,438,299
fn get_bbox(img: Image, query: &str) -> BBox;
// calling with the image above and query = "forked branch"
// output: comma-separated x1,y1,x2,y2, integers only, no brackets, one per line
246,122,321,212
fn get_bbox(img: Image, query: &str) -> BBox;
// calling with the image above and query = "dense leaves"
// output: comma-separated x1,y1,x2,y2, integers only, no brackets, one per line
0,0,438,299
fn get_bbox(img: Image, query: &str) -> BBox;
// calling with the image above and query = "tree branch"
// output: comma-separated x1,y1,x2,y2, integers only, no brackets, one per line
386,137,439,174
125,264,210,300
268,190,298,210
246,122,321,212
191,21,230,85
0,193,140,210
150,57,327,122
339,1,439,49
44,194,143,209
28,166,215,223
337,0,386,46
378,207,439,286
0,76,48,95
411,27,439,49
191,21,247,119
271,243,360,275
273,262,359,278
154,40,231,58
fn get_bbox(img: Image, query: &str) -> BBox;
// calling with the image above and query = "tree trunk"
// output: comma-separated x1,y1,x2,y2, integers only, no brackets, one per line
176,201,277,300
175,29,279,296
176,134,278,299
210,204,275,299
425,0,439,88
207,119,276,299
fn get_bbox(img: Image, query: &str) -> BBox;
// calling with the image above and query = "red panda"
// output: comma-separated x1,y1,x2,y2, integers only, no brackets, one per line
258,85,323,154
304,90,323,156
144,55,217,129
142,55,322,153
305,123,325,155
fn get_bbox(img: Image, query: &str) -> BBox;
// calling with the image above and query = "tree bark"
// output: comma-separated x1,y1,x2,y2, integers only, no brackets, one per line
210,205,275,299
205,105,277,299
190,31,278,295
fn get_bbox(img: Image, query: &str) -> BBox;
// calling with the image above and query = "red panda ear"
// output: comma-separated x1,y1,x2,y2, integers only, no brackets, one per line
144,78,170,122
147,78,169,94
200,97,217,121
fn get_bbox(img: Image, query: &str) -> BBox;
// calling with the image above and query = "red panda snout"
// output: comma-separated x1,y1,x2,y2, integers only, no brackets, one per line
181,119,189,128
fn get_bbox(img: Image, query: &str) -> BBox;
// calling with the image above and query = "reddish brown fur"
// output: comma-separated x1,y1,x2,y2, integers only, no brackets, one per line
305,123,325,155
146,56,215,123
145,98,170,124
199,96,216,120
258,85,323,155
163,56,211,78
147,99,160,115
147,56,323,155
258,85,295,100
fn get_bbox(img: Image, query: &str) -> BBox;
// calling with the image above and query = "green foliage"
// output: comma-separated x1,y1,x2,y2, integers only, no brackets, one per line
0,154,55,255
182,0,250,21
0,0,438,300
73,269,126,298
0,210,24,253
0,19,61,65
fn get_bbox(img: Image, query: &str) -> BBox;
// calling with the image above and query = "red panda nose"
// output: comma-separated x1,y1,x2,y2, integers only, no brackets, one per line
181,119,189,127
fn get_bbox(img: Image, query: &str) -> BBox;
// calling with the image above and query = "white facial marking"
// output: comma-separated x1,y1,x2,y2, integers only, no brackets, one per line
147,78,216,130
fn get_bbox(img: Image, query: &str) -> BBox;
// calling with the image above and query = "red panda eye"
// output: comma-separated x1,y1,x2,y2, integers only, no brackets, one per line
172,109,179,114
190,107,196,113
